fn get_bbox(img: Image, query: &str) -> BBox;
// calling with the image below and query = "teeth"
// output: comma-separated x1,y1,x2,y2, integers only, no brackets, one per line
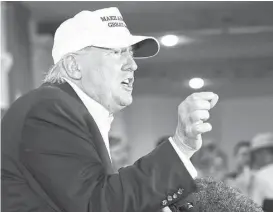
123,79,130,84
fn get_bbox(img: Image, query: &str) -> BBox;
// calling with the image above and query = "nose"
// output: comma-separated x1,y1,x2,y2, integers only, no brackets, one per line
124,55,138,72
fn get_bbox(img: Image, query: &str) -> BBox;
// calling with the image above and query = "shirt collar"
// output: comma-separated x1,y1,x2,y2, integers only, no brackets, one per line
63,78,114,133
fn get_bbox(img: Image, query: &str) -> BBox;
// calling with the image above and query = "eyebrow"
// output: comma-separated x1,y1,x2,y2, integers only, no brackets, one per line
120,47,133,52
91,46,134,53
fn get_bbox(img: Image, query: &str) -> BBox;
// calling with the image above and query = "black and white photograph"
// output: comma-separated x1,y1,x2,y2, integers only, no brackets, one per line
1,1,273,212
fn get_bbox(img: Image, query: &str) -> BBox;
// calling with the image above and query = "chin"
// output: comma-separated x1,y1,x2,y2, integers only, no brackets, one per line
121,96,133,106
112,94,133,112
119,93,133,107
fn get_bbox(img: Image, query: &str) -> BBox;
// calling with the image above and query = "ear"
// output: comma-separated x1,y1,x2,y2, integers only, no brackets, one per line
62,54,82,80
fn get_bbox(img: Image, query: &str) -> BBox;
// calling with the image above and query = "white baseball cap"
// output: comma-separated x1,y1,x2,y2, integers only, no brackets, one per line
251,132,273,151
52,7,160,64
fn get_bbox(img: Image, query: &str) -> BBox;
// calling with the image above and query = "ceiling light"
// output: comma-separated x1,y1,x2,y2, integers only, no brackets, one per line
189,78,204,89
160,35,179,47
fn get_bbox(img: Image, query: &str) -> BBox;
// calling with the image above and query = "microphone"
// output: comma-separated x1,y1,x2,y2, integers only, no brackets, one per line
171,177,264,212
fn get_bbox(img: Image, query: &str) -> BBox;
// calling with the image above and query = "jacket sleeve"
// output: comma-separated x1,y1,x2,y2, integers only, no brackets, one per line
21,99,197,212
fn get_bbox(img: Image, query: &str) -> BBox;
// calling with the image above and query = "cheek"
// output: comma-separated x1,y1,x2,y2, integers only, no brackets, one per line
81,67,105,93
82,69,96,86
103,65,122,87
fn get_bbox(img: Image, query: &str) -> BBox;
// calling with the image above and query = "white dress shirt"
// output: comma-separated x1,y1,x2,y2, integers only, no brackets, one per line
64,78,197,179
64,78,113,161
251,163,273,206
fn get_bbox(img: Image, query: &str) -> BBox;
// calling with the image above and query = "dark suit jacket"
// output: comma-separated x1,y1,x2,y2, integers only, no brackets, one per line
1,82,197,212
263,199,273,212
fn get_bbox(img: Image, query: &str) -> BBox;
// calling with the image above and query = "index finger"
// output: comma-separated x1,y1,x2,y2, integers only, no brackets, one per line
191,92,219,109
192,92,216,100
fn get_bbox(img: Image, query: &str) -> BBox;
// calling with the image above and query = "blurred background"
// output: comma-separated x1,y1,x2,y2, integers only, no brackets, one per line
1,1,273,205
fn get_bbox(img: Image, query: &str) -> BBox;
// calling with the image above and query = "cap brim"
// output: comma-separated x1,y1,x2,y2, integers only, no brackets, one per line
129,35,160,59
90,35,160,59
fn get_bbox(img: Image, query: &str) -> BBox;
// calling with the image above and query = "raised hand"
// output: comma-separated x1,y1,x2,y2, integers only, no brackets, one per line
172,92,219,156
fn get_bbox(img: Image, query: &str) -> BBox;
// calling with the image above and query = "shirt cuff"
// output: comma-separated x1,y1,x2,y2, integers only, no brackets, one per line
168,137,198,179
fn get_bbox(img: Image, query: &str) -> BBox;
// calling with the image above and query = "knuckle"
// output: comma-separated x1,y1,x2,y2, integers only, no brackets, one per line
178,103,186,113
191,93,199,100
204,111,210,119
188,93,197,101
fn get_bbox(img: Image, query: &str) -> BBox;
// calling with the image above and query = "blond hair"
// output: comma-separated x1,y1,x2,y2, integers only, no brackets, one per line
43,47,91,83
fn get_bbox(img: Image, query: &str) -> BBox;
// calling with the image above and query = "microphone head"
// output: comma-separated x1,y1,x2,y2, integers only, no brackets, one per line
177,177,263,212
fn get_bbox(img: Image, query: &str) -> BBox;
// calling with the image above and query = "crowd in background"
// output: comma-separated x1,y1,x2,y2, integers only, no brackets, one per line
110,132,273,210
1,2,273,211
224,132,273,209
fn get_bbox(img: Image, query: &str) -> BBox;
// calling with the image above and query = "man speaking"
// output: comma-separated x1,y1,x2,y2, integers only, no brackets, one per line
2,7,218,212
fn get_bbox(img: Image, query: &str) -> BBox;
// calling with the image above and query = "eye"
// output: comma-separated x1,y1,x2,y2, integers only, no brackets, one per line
113,49,121,55
110,48,134,57
122,49,134,57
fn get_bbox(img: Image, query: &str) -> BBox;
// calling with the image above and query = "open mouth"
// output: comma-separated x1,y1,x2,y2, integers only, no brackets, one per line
121,77,134,90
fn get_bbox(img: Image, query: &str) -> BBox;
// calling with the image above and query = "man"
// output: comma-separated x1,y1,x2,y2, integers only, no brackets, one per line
225,141,252,195
190,142,228,181
169,177,263,212
250,132,273,210
1,7,219,212
229,141,251,179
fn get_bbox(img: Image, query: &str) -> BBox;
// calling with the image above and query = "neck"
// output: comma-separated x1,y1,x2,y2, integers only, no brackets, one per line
64,77,112,113
63,77,125,114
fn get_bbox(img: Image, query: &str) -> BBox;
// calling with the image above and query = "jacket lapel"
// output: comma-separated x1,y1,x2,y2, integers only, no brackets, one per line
43,82,114,174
